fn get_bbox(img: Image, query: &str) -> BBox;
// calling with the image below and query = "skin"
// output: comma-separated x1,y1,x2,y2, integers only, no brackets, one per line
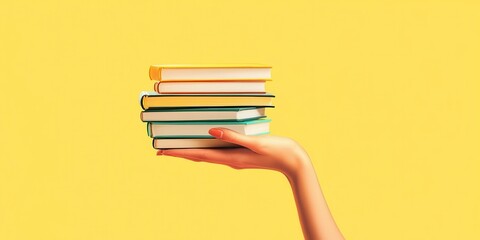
157,128,344,240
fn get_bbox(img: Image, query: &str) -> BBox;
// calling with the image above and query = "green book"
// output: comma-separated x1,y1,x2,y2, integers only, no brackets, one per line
147,118,271,138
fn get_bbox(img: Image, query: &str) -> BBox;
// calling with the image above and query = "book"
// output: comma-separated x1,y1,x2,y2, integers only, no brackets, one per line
139,91,274,110
153,81,266,94
149,64,271,81
153,138,238,149
147,119,271,138
140,107,266,122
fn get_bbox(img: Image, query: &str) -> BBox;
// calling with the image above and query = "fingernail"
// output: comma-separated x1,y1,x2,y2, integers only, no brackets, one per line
156,150,164,156
209,128,224,139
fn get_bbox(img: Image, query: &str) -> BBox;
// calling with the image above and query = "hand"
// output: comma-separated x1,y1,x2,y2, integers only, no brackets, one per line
157,128,344,239
157,128,311,178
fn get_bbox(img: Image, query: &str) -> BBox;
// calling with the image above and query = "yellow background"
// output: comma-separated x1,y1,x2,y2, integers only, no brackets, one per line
1,0,479,239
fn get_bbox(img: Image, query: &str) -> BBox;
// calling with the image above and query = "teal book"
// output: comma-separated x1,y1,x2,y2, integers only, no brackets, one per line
147,118,271,138
141,107,266,122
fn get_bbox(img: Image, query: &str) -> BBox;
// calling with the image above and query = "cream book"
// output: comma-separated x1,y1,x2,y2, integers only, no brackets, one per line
153,138,238,149
141,107,266,122
154,81,266,93
149,64,272,81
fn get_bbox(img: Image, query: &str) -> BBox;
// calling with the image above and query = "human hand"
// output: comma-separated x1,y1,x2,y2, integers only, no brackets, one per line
158,128,344,239
157,128,312,178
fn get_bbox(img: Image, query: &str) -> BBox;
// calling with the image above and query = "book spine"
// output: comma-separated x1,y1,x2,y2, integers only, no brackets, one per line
147,122,152,137
140,95,147,110
149,66,161,81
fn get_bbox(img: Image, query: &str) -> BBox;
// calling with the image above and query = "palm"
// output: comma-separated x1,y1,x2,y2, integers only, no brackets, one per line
161,147,263,169
161,132,308,174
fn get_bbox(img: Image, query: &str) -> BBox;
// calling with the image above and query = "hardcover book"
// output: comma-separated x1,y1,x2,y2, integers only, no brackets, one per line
139,91,275,110
141,107,266,122
153,138,238,149
153,81,266,94
147,119,271,138
149,64,271,81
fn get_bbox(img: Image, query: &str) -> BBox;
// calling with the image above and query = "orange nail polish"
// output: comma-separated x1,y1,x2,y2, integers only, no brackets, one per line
209,129,224,138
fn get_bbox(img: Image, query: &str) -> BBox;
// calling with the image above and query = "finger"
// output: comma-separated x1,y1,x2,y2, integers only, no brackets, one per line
209,128,261,150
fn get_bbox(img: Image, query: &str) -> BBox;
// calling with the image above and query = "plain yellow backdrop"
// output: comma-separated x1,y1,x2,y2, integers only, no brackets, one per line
1,0,479,239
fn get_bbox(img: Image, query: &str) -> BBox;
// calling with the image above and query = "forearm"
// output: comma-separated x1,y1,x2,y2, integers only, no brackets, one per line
285,157,344,240
162,130,344,238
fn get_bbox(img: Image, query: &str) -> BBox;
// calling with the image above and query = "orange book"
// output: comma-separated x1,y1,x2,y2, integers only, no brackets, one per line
149,64,272,82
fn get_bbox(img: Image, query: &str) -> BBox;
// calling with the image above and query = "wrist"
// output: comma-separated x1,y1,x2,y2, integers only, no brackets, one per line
283,154,313,183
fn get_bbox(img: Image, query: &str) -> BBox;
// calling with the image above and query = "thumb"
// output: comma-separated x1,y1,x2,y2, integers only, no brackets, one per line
209,128,259,149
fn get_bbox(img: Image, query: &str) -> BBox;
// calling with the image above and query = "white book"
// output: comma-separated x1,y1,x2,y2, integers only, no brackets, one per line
154,81,266,93
140,107,266,122
153,138,238,149
149,65,272,81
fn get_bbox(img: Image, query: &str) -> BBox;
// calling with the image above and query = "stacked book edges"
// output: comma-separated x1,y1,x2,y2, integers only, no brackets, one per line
140,65,274,149
150,119,271,149
140,92,274,109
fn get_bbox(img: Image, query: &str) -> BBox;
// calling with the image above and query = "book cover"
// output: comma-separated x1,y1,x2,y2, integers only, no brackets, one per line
149,64,272,81
140,107,266,122
147,119,271,138
153,81,266,94
139,91,275,110
152,138,239,149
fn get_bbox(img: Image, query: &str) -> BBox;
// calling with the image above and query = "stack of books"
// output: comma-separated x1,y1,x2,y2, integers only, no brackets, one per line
139,65,275,149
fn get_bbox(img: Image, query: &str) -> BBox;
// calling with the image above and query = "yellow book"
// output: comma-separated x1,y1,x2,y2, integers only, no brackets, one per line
149,64,272,81
140,91,274,110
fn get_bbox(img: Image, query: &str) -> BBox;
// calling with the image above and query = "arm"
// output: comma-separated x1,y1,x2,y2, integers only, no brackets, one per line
159,128,344,240
287,157,344,240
